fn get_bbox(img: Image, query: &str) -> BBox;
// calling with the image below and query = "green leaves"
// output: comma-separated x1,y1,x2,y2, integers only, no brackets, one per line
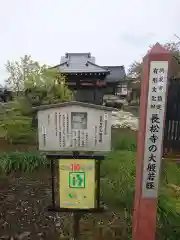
5,54,72,104
111,128,137,151
0,152,48,173
0,112,36,144
101,149,180,239
2,55,73,144
128,40,180,78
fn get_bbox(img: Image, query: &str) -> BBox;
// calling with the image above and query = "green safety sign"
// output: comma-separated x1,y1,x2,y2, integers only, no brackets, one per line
69,172,86,188
59,159,96,209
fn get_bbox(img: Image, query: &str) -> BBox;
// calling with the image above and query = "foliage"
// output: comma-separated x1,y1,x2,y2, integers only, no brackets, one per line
128,61,142,78
5,55,29,94
1,118,36,144
101,151,136,210
2,55,73,143
101,147,180,239
5,54,72,105
0,152,48,173
128,40,180,78
0,129,180,238
111,128,137,151
0,99,36,143
157,187,180,239
24,68,72,106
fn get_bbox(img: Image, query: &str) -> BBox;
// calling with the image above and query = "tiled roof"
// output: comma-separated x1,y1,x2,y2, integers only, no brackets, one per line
51,53,126,82
58,53,109,74
102,66,126,83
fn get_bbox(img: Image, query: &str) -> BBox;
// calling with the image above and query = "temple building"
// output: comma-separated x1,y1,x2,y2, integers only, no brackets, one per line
52,53,126,104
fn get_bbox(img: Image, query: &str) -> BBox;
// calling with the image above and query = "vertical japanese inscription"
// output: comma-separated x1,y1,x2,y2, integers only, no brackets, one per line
55,112,58,136
94,126,97,146
142,61,168,198
42,126,46,147
104,113,108,135
59,113,62,147
63,114,66,147
99,116,103,143
81,131,85,147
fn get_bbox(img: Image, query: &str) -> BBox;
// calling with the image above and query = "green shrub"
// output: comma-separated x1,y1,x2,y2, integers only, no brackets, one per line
111,128,137,151
157,161,180,239
101,151,135,210
101,151,180,239
0,152,48,173
0,99,37,144
163,161,180,185
157,187,180,239
1,117,37,144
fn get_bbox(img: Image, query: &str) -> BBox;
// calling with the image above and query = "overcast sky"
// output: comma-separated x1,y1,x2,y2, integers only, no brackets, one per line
0,0,180,84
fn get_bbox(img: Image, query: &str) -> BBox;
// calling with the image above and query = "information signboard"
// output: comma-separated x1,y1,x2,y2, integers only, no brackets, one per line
59,159,96,209
142,61,168,198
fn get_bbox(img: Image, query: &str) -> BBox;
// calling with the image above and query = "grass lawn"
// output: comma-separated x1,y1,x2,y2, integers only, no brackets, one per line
0,150,180,239
0,152,132,240
0,126,6,137
101,150,180,240
0,127,180,239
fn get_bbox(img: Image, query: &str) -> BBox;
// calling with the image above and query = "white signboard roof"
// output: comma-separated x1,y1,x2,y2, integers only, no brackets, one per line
33,101,117,112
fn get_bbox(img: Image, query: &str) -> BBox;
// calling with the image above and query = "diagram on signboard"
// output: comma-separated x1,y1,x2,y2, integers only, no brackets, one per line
69,172,86,188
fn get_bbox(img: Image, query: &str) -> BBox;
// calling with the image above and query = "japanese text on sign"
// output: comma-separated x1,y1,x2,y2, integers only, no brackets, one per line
142,61,168,198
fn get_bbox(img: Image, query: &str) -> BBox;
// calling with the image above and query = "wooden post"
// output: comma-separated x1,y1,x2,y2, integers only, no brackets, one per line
132,43,172,240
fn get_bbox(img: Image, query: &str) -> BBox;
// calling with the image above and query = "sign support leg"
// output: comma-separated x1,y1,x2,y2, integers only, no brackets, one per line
72,212,81,240
51,159,55,208
72,151,81,239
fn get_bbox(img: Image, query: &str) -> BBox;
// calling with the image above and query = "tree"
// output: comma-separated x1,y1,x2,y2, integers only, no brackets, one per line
5,55,33,95
128,40,180,78
2,55,73,144
128,61,142,78
5,55,72,105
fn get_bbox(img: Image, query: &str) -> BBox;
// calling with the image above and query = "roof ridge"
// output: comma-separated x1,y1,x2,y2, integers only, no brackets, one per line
102,65,125,68
33,101,117,112
65,52,91,57
87,61,110,72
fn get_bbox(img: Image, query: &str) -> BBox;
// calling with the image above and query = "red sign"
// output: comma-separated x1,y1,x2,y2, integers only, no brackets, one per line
68,81,106,86
80,82,93,86
71,163,81,171
96,81,106,86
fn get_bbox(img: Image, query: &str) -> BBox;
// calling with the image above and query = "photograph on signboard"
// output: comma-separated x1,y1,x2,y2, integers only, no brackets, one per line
71,112,88,130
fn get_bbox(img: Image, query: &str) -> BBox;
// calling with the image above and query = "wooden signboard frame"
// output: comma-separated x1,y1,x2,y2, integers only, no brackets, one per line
47,153,104,213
